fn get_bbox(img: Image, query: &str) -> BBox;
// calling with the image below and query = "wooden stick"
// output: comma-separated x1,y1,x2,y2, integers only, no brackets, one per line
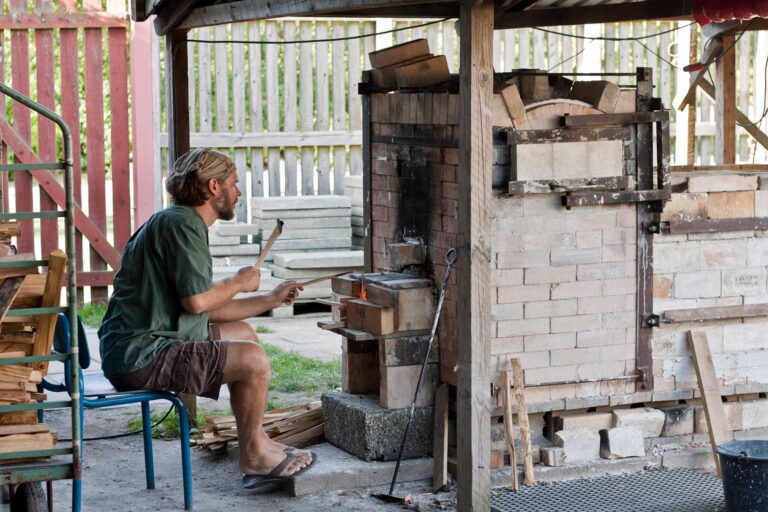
432,382,449,493
688,331,729,478
298,271,350,287
510,358,535,486
255,218,284,268
501,370,518,491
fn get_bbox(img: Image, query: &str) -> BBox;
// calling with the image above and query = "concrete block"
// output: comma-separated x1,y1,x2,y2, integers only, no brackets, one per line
569,80,620,113
524,299,577,319
209,244,260,256
707,191,755,219
270,265,361,279
252,208,351,221
555,412,612,432
660,193,708,222
551,248,602,266
212,222,262,237
554,429,601,464
612,408,665,438
687,174,758,193
256,217,350,231
660,405,694,437
514,141,623,181
755,190,768,217
673,271,721,299
541,447,565,467
251,195,352,211
273,250,364,269
266,238,351,251
257,227,352,241
321,392,432,461
600,426,645,459
208,233,242,246
700,239,747,270
742,399,768,429
721,268,766,297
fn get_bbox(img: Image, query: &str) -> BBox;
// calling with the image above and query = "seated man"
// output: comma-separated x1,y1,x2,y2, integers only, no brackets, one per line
99,148,314,491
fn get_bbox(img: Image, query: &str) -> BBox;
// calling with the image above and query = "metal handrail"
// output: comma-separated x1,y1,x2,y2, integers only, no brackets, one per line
0,81,81,509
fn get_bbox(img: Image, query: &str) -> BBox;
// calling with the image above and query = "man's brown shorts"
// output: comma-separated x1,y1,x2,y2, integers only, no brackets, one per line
108,324,229,400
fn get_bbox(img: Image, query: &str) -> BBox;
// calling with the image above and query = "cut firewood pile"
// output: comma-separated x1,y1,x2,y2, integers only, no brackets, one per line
369,38,450,89
191,402,324,455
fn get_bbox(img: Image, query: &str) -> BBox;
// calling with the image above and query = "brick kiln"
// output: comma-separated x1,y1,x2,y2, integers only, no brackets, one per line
322,66,768,472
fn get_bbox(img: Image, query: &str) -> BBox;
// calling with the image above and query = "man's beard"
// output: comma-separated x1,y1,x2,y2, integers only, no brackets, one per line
214,196,236,221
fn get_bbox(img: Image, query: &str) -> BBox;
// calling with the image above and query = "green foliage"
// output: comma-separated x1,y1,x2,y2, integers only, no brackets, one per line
254,324,272,334
264,342,341,393
128,408,208,441
78,302,108,328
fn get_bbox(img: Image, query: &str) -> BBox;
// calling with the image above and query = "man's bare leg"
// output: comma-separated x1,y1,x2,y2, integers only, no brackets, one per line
217,321,311,472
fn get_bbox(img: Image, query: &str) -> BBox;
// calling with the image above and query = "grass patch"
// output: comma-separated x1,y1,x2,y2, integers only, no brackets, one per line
255,325,273,334
128,407,209,440
264,342,341,393
78,302,108,328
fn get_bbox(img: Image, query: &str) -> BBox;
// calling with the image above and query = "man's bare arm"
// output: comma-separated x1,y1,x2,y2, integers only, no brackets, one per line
180,266,261,314
208,280,304,322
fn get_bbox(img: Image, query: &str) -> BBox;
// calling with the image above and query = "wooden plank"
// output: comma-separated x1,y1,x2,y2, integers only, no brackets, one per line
109,25,132,251
84,0,108,302
248,22,264,199
10,0,33,253
197,27,212,132
362,78,372,273
332,22,347,195
0,23,7,214
265,21,281,196
316,22,331,195
457,3,492,510
508,176,628,196
715,35,736,165
214,24,229,133
348,22,363,176
153,0,197,36
564,188,669,207
0,12,125,29
34,0,58,258
510,358,534,486
0,119,122,270
432,382,449,493
0,424,47,436
688,331,729,477
32,250,67,374
508,126,631,145
664,303,768,323
130,19,157,229
667,217,768,234
299,21,315,194
501,370,517,491
283,21,298,196
232,22,248,221
562,111,668,128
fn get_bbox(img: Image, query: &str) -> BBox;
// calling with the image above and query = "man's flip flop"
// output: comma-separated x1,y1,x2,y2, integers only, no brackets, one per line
242,451,318,491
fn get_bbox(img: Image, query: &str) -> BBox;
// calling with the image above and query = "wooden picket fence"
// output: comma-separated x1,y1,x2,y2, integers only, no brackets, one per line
155,18,768,222
0,0,130,298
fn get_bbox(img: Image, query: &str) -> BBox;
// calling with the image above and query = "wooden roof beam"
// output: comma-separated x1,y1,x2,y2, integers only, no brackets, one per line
154,0,203,35
495,0,694,29
176,0,450,32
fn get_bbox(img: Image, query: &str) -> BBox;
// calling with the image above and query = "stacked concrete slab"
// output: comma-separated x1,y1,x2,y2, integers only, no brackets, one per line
344,175,365,249
251,195,354,261
209,219,262,280
270,251,364,298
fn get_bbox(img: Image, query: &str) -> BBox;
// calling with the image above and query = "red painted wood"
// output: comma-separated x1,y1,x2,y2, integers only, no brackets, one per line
10,0,33,253
0,12,126,30
59,24,83,274
76,271,116,287
0,29,8,214
35,0,58,257
108,27,132,251
83,17,108,300
0,118,122,270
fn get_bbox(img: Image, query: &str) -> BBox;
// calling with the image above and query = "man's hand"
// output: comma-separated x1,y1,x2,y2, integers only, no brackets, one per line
271,280,304,306
233,266,261,293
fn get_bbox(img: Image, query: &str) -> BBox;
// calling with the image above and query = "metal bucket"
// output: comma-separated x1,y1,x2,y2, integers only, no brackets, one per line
716,440,768,512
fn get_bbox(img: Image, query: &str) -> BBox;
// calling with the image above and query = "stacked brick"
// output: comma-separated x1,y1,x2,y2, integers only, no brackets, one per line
369,92,460,384
653,172,768,396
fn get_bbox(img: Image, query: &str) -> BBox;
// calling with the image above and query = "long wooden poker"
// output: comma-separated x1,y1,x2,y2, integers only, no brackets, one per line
298,271,351,288
255,219,284,268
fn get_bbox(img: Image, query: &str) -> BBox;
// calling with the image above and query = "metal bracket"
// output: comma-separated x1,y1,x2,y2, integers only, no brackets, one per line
643,314,660,328
645,221,662,235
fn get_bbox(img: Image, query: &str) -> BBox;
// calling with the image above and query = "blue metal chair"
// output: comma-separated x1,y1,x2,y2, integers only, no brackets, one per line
41,313,193,510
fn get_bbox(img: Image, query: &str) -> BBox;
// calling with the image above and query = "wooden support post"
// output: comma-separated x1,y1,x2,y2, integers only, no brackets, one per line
715,35,736,165
165,29,190,170
688,331,729,477
432,383,449,493
501,371,518,492
166,28,194,423
362,72,373,273
457,2,493,510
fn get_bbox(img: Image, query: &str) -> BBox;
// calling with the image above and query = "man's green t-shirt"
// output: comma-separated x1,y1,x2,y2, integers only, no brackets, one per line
99,204,212,379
